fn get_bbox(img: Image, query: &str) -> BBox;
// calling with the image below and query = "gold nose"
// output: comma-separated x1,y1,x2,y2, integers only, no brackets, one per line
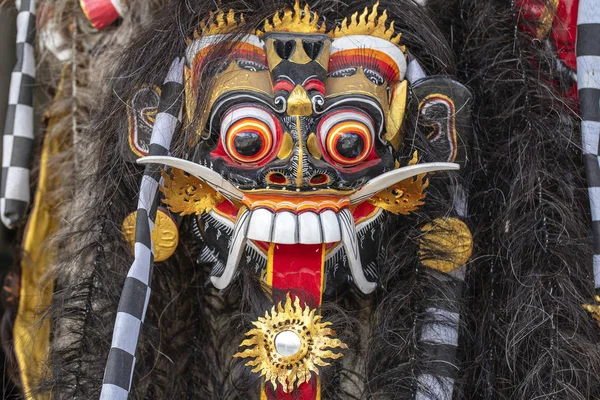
287,85,312,116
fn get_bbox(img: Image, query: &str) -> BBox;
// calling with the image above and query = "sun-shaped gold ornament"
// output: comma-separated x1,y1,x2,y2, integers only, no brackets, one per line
234,294,347,393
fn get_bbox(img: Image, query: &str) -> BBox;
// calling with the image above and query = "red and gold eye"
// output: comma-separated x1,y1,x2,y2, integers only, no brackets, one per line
318,110,374,166
220,106,280,165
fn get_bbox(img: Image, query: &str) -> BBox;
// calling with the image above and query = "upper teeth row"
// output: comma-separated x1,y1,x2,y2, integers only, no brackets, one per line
246,208,342,244
210,207,377,294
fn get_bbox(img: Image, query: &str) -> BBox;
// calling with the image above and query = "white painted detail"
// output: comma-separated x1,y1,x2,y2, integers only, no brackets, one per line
339,208,377,294
298,212,323,244
320,210,342,243
275,331,301,357
210,209,250,289
247,208,274,241
330,35,407,80
272,211,298,244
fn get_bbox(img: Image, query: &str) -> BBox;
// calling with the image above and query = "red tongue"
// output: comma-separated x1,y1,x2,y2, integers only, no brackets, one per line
268,243,325,308
265,243,325,399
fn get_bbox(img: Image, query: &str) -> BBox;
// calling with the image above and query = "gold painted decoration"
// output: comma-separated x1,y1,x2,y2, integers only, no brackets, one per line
287,85,313,116
583,296,600,327
234,294,347,393
419,217,473,273
384,80,408,151
160,168,224,215
184,65,197,127
122,208,179,262
369,152,429,215
306,133,322,159
333,2,403,46
536,0,559,39
277,133,294,160
196,9,244,38
260,0,327,35
325,67,390,108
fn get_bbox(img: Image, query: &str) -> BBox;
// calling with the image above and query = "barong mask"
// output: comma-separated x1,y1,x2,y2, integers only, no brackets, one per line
139,2,467,300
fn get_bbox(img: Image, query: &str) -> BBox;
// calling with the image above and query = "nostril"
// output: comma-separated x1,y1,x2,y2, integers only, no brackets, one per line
266,172,288,185
309,174,329,185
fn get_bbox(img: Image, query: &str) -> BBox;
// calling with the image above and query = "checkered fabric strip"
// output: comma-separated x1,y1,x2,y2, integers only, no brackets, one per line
1,0,36,229
577,1,600,290
100,57,184,400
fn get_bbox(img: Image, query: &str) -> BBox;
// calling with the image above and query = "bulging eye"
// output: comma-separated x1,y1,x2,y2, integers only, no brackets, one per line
221,107,280,164
318,110,374,166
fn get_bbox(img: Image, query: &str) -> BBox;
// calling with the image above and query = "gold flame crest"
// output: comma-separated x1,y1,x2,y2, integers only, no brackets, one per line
334,2,403,46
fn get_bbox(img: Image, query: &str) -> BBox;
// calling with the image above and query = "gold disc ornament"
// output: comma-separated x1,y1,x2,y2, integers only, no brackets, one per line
419,217,473,273
122,208,179,262
234,294,347,393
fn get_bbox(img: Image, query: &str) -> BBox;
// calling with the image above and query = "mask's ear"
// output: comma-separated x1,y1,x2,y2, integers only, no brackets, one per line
123,85,161,162
412,77,472,165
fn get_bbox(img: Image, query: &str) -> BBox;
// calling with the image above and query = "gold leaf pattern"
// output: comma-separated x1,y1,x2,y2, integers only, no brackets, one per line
368,151,428,215
160,168,224,216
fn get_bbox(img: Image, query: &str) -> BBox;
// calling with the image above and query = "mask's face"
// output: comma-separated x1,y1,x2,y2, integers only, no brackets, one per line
149,4,461,299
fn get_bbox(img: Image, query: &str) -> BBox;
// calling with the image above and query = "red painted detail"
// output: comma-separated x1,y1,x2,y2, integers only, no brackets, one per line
551,0,578,71
79,0,120,30
309,174,328,185
270,243,323,308
351,202,377,223
215,201,240,221
231,49,269,68
265,379,319,399
303,78,326,95
329,50,399,83
268,173,288,184
210,106,283,168
254,240,271,252
316,110,381,173
267,243,323,400
516,0,579,101
274,80,295,93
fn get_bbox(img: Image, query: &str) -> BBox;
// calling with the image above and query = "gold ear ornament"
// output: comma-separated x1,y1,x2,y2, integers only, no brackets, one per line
160,168,224,215
369,151,429,215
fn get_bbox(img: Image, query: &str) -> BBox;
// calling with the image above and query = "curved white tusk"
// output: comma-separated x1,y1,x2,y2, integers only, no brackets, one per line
349,162,459,205
338,208,377,294
210,209,251,289
137,156,244,202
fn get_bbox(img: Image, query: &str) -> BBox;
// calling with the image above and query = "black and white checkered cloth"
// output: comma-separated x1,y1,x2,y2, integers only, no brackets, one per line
577,1,600,291
100,57,184,400
1,0,36,229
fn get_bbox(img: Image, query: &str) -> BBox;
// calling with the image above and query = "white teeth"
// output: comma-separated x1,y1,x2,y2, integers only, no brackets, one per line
338,208,377,294
319,210,342,243
272,211,298,244
298,212,322,244
212,207,377,294
247,208,274,242
244,208,343,245
210,209,250,290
